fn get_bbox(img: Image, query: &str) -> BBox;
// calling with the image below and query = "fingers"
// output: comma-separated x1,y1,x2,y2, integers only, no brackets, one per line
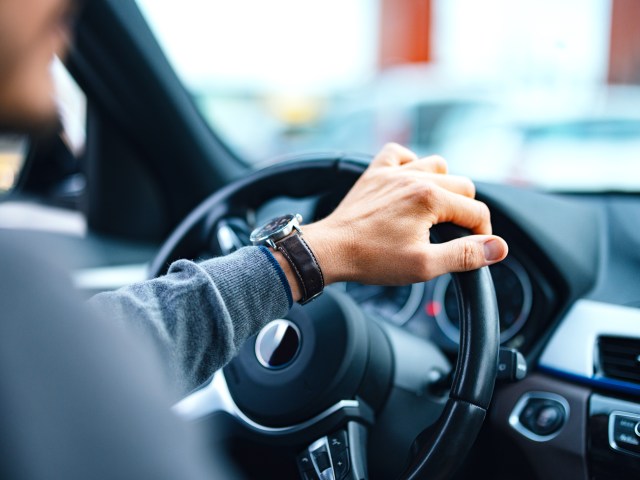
371,143,448,181
406,155,448,174
371,143,418,167
371,144,449,174
420,184,492,234
418,173,476,198
422,235,509,278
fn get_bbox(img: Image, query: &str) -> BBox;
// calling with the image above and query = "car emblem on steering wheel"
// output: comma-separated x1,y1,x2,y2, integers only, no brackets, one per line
254,319,301,369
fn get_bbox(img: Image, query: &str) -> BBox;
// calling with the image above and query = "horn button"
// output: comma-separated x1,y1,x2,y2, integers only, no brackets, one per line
224,289,390,427
254,319,301,369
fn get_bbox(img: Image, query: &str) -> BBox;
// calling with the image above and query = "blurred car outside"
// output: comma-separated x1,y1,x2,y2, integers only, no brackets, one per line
229,65,640,192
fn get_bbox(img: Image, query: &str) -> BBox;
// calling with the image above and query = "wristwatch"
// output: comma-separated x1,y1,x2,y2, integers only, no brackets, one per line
250,213,324,304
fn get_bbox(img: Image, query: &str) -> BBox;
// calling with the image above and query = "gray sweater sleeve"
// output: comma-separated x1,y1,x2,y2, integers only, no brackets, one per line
89,246,292,394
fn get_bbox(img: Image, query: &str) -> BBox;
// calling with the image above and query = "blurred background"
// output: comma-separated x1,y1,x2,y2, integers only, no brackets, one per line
137,0,640,191
2,0,640,194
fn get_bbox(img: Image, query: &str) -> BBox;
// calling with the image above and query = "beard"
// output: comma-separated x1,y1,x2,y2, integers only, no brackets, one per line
0,58,62,136
0,108,60,137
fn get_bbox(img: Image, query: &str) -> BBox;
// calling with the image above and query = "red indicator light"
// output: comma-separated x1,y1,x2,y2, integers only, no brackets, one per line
426,301,441,317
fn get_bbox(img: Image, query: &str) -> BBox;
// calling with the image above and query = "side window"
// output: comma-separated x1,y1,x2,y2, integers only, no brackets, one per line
0,135,27,194
52,56,87,161
20,57,87,210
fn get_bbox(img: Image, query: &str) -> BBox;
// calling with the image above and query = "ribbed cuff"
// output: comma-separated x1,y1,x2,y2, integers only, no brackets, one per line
257,245,293,308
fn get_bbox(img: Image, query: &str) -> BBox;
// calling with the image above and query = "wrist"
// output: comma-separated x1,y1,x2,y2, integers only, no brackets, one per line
299,219,353,285
270,219,353,303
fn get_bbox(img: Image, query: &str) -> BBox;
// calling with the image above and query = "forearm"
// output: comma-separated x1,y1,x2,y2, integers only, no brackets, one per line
88,246,291,394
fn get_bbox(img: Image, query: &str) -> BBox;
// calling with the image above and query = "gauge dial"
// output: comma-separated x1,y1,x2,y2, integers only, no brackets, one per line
432,256,532,343
343,283,425,326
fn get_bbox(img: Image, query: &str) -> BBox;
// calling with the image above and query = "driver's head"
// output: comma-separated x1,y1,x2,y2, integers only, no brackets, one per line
0,0,77,130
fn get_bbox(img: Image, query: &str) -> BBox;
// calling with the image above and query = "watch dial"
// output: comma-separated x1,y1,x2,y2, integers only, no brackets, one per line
252,214,294,242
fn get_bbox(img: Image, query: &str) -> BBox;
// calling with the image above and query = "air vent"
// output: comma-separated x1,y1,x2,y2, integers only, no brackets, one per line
597,336,640,384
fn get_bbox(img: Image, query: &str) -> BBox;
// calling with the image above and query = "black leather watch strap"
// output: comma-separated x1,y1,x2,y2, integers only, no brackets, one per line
276,233,324,304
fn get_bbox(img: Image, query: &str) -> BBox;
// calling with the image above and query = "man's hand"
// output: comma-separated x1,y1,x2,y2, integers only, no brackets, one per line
277,143,508,301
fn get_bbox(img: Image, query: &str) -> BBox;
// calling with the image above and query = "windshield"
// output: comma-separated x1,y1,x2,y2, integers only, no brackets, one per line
137,0,640,192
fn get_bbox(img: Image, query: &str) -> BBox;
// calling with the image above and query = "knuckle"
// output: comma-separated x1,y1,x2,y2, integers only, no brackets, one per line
382,142,403,157
414,251,434,279
392,172,415,190
373,144,398,164
460,241,480,271
426,154,448,173
386,142,417,161
462,178,476,197
416,182,438,204
429,154,446,164
374,143,411,166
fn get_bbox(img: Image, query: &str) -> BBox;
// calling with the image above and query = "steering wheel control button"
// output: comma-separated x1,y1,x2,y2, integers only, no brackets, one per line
328,429,348,453
254,319,301,369
308,437,336,480
326,429,350,480
609,412,640,456
497,347,527,382
510,392,570,441
297,451,319,480
332,450,350,480
312,450,331,472
300,436,349,480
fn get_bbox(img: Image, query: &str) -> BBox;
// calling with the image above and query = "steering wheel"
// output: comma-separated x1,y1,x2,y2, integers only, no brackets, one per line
149,153,499,480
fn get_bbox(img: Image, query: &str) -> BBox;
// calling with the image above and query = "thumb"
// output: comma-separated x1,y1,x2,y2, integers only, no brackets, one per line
425,235,508,278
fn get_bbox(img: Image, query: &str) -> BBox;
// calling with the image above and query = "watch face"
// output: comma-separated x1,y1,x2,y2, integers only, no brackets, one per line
250,214,296,244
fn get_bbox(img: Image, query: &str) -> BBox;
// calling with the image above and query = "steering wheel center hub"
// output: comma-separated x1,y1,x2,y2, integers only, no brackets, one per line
255,319,302,369
224,289,387,428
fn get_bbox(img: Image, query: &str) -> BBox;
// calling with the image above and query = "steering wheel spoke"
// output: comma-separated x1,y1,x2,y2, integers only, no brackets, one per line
173,369,374,438
213,216,254,255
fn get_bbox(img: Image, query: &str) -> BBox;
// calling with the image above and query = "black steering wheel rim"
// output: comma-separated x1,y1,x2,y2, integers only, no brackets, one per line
150,153,500,479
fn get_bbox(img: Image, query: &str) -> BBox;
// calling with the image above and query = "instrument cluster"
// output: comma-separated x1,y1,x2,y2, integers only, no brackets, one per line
340,256,532,351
